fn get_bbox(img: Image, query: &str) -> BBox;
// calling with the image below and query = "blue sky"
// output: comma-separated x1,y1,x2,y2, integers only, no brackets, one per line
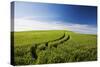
13,1,97,34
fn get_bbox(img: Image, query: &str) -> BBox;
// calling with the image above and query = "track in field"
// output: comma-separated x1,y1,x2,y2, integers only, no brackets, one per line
31,32,70,60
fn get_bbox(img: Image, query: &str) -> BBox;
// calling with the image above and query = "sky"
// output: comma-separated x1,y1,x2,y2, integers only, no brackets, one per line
13,1,97,34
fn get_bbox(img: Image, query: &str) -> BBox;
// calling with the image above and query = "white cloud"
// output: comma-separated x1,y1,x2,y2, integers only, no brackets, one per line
13,17,97,34
63,23,97,34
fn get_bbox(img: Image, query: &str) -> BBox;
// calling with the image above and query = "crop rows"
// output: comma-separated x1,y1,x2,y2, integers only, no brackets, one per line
31,32,70,60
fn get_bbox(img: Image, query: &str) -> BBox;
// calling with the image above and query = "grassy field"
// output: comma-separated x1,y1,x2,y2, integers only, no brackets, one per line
12,30,97,65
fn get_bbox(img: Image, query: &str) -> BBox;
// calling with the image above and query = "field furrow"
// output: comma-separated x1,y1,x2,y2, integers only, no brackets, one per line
31,32,70,60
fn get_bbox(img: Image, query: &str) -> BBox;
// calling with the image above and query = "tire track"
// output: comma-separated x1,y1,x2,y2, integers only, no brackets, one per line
31,32,70,60
37,33,65,45
48,34,70,48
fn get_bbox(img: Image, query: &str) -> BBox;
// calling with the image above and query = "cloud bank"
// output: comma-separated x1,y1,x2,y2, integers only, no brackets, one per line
14,17,97,34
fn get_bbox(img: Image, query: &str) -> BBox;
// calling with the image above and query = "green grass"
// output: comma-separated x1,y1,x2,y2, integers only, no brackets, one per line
14,30,64,46
12,30,97,65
